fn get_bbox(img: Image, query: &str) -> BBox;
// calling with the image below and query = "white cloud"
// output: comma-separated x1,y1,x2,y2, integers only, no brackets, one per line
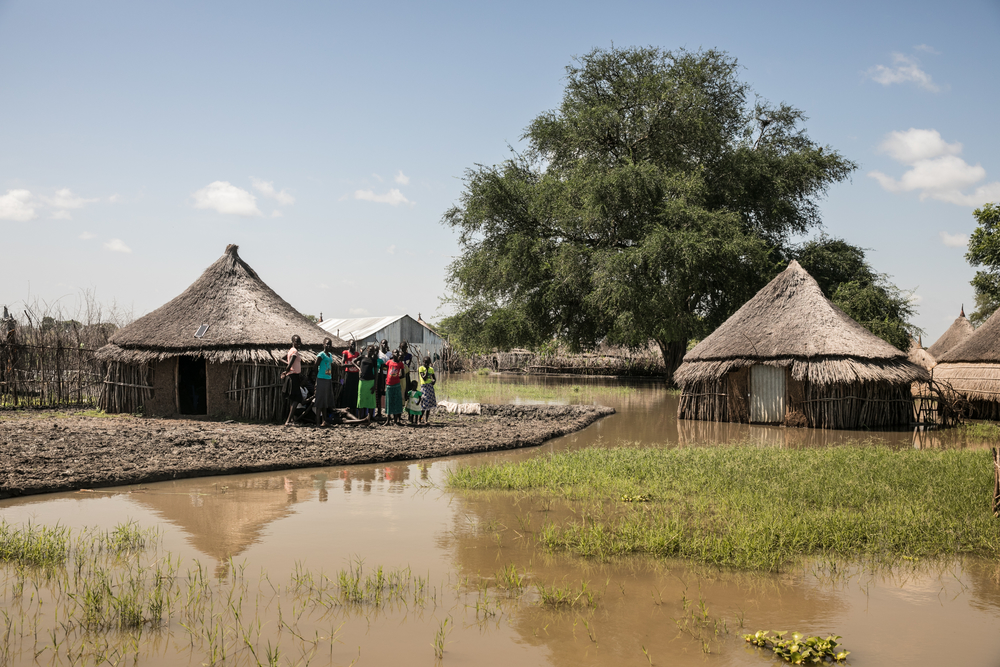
878,129,961,164
79,231,95,240
251,178,295,205
387,244,396,255
394,170,410,185
868,129,1000,207
271,210,283,218
372,173,384,183
0,189,37,221
108,194,122,204
50,209,73,220
104,238,131,253
349,307,369,316
867,53,939,92
354,188,412,207
914,44,940,55
192,181,261,216
940,231,968,248
45,188,98,210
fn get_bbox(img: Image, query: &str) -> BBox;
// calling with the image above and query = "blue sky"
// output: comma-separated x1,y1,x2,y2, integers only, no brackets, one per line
1,0,998,344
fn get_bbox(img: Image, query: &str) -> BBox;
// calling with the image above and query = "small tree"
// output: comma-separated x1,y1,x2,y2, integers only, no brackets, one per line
966,203,1000,326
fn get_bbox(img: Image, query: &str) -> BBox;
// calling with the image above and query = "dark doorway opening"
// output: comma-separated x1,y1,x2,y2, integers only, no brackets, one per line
178,356,207,415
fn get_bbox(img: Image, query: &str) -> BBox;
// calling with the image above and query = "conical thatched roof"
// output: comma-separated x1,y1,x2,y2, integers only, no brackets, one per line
936,309,1000,364
675,261,929,386
907,337,936,371
926,308,975,359
96,245,345,364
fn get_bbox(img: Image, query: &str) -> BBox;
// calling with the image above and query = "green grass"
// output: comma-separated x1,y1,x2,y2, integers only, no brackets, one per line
954,421,1000,442
436,379,636,403
448,444,1000,571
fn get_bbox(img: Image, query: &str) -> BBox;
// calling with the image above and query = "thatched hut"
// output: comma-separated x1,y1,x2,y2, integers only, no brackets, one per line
926,307,974,359
932,311,1000,419
96,244,345,420
908,337,936,371
675,261,929,429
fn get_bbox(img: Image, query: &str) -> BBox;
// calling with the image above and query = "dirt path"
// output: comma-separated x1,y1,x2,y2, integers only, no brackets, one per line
0,405,614,498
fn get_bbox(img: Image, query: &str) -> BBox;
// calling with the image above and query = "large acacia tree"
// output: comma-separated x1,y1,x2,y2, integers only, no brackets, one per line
442,46,856,382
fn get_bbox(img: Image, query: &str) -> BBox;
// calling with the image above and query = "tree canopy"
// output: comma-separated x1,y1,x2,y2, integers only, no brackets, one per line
442,46,857,381
966,202,1000,326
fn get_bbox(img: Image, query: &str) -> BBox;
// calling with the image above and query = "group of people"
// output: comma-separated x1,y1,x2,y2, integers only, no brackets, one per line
280,335,437,427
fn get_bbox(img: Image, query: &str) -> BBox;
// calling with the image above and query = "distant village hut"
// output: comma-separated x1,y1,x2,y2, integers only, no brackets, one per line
96,245,345,420
675,261,929,429
932,310,1000,419
319,314,445,362
908,337,936,372
926,307,974,360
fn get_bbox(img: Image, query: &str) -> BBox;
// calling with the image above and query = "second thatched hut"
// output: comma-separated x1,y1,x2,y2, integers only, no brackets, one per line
96,244,345,420
675,261,929,429
932,310,1000,419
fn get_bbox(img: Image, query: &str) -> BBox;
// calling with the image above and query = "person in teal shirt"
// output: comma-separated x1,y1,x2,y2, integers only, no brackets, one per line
315,338,338,426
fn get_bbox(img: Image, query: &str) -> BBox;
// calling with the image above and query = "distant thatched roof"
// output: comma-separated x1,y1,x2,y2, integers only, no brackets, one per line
926,308,974,359
908,338,936,371
96,245,345,364
933,309,1000,400
675,261,929,386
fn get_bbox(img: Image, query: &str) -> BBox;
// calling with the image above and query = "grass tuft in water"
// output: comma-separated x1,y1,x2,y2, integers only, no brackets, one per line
436,378,635,404
448,444,1000,571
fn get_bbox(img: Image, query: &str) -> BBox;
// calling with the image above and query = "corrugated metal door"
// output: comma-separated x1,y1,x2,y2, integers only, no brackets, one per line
750,365,786,424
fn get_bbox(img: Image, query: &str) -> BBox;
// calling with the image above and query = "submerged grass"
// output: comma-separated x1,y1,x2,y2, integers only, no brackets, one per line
436,379,636,403
448,444,1000,571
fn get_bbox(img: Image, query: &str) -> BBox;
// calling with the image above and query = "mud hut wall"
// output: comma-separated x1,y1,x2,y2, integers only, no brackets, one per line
726,368,750,423
207,362,240,418
146,359,176,417
785,373,808,427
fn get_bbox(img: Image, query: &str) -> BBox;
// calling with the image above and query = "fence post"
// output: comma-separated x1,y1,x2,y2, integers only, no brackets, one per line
993,447,1000,519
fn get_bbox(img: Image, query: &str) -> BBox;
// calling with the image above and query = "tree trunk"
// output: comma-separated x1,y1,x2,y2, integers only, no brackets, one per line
655,339,687,387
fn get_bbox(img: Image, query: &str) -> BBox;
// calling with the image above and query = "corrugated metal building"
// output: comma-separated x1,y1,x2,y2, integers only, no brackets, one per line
318,314,446,363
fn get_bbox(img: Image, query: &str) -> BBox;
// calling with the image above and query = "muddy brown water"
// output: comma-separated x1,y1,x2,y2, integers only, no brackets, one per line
1,374,999,666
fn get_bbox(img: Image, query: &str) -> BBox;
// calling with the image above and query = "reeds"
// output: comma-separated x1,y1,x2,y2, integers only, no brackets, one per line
448,444,1000,571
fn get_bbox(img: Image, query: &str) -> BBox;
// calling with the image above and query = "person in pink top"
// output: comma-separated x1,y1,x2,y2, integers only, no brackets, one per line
384,349,405,425
281,334,303,426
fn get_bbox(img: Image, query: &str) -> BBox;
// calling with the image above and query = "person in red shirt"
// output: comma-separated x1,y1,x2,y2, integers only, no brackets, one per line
340,339,360,416
385,349,405,425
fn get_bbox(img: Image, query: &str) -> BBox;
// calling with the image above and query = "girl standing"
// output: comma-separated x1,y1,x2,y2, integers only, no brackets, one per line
418,355,437,424
405,380,422,424
385,349,405,425
356,345,378,420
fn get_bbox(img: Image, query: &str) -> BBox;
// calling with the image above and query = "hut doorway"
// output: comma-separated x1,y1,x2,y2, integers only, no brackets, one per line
177,356,207,415
750,365,785,424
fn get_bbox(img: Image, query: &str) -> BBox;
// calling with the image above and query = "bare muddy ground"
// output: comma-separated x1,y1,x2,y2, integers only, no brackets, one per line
0,405,614,498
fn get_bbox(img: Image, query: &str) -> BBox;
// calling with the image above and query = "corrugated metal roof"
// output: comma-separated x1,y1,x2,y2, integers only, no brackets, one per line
318,315,406,341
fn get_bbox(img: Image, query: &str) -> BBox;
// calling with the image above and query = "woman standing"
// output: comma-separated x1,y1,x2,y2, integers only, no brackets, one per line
356,344,378,420
385,349,405,425
314,337,338,426
341,339,360,416
280,334,303,426
418,355,437,424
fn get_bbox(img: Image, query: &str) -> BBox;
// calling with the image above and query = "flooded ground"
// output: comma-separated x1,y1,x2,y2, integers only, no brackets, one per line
1,374,999,666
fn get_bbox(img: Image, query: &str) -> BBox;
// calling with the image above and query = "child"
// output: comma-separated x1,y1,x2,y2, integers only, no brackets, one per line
418,355,437,424
405,380,423,425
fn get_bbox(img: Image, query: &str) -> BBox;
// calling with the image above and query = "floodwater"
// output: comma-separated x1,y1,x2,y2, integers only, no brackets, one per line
1,374,999,666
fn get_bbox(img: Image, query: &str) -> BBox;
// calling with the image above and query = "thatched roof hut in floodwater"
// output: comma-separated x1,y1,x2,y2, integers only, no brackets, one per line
674,261,929,429
96,244,345,420
926,307,975,360
932,310,1000,419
